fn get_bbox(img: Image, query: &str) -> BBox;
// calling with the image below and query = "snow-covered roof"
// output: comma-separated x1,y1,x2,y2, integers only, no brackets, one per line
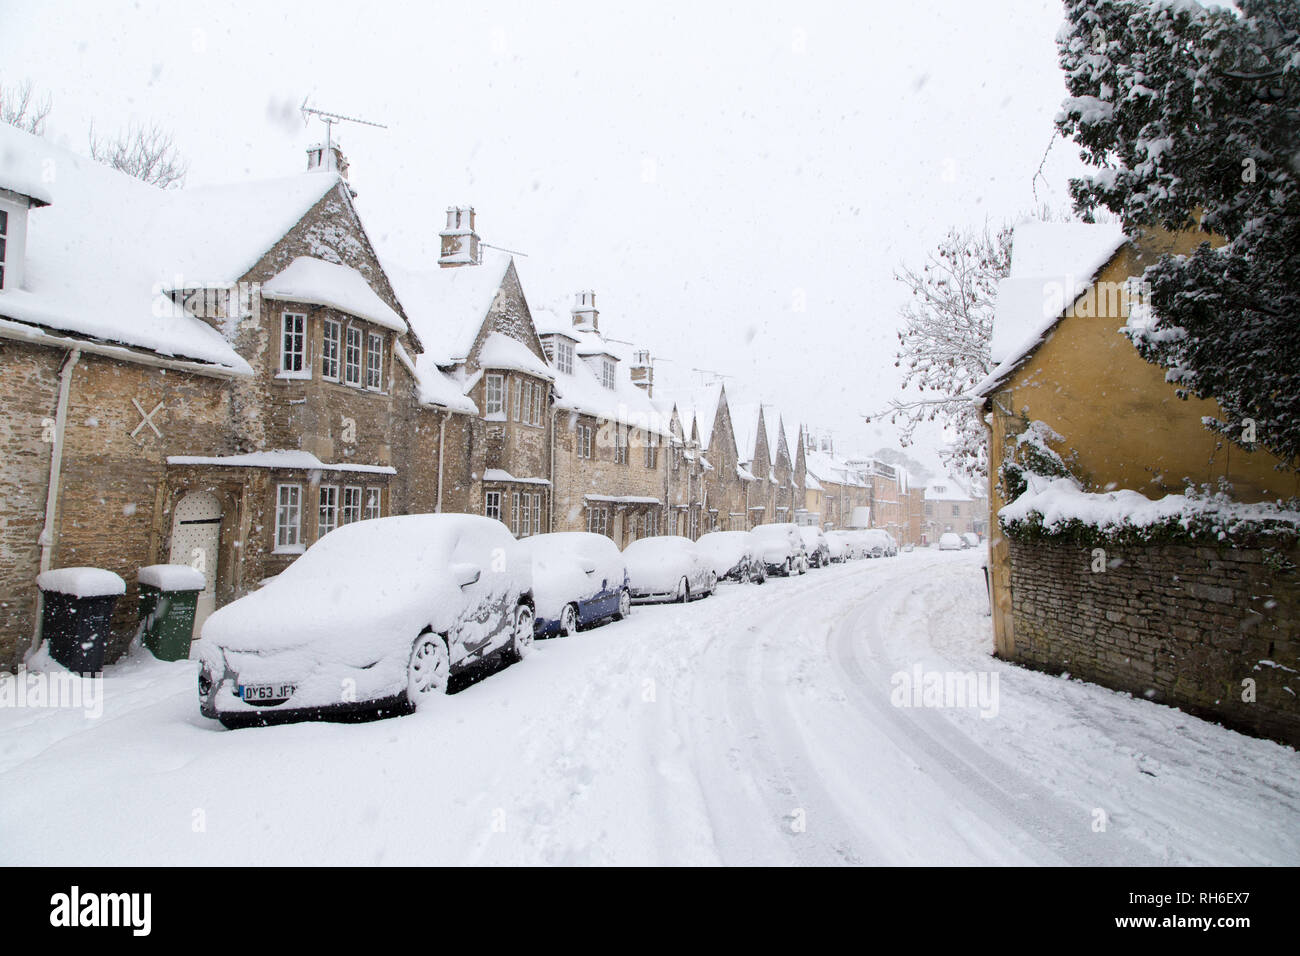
805,474,824,492
393,340,477,415
166,450,396,474
549,329,671,438
973,220,1127,397
730,402,763,465
925,479,972,502
482,469,550,485
262,257,407,333
388,249,515,366
532,304,579,341
764,411,787,466
805,450,870,489
0,124,263,373
478,332,554,380
658,383,726,452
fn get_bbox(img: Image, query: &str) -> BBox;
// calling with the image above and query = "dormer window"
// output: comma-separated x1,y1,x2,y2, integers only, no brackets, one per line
601,357,616,390
557,340,574,376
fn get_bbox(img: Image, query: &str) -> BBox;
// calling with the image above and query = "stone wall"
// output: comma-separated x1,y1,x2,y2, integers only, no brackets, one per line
1007,536,1300,747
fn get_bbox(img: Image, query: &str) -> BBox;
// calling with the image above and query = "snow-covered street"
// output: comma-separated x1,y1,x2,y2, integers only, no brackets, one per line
1,550,1296,866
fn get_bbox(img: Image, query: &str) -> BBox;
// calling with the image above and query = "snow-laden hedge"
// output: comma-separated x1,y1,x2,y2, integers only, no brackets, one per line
999,475,1300,549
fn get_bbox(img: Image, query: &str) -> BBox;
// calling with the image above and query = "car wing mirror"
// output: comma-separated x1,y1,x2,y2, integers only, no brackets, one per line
450,562,481,588
580,559,597,574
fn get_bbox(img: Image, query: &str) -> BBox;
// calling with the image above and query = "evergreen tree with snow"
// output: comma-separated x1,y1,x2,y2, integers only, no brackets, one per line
1056,0,1300,467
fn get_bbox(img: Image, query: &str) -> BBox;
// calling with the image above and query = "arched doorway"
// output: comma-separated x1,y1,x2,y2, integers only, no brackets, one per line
168,491,222,638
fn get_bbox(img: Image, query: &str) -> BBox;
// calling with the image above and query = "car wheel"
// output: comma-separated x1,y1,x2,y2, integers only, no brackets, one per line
675,577,689,603
707,571,718,595
511,604,535,661
756,565,767,585
614,588,632,620
739,564,752,584
407,631,451,703
560,603,579,637
783,558,792,577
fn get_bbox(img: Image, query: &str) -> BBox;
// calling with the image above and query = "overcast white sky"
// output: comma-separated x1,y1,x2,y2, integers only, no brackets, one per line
1,0,1088,478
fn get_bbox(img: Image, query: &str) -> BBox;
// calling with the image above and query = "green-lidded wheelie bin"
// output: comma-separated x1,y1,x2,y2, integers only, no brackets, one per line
36,567,126,674
137,564,206,661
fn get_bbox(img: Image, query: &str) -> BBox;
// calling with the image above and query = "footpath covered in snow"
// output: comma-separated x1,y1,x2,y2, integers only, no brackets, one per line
0,551,1296,865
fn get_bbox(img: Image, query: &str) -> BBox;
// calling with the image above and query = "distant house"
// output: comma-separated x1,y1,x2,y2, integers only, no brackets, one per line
973,219,1299,745
923,478,981,539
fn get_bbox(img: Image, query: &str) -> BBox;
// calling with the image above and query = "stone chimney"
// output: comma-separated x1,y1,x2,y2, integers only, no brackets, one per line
306,142,350,179
630,349,654,396
572,290,599,332
439,206,481,268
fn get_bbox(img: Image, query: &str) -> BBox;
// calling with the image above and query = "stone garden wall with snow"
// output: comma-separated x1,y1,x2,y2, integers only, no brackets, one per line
1007,538,1300,747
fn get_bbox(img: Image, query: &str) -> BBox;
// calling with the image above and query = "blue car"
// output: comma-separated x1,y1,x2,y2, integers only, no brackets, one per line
519,532,632,637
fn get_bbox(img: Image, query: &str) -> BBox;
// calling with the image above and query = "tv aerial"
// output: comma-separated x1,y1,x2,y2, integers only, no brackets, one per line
300,97,388,153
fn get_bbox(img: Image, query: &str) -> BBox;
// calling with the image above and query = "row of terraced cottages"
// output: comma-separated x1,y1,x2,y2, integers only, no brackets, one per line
0,128,825,669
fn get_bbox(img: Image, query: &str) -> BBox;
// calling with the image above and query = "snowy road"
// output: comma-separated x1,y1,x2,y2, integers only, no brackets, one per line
1,550,1297,865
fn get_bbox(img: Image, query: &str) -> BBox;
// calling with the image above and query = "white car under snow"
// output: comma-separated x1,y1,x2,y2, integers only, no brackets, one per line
750,523,809,576
196,514,534,727
695,530,766,584
623,536,716,603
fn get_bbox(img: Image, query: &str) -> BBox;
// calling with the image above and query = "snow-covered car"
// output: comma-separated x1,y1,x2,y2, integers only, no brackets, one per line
796,526,831,568
696,530,767,584
751,523,808,576
856,529,897,558
623,535,717,603
196,514,534,728
824,532,849,563
938,532,964,551
826,529,862,559
961,532,981,548
520,532,630,637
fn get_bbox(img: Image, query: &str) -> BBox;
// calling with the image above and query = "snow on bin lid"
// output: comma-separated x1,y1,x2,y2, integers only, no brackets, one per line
137,564,207,591
36,567,126,598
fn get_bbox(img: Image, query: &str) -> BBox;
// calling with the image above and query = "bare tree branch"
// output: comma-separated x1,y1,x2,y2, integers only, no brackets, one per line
88,120,189,188
0,79,52,135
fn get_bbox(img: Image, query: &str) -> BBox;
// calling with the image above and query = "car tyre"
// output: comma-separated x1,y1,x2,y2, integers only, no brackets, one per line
511,604,535,661
407,630,451,704
560,602,579,637
675,576,689,603
614,588,632,620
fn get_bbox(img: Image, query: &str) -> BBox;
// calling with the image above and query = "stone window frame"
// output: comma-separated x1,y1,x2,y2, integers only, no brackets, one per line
586,505,609,537
342,485,363,525
320,317,341,381
365,331,384,391
363,487,382,521
278,311,308,378
512,378,524,421
577,424,594,460
318,485,339,538
510,492,521,535
344,326,364,386
484,373,505,418
529,381,543,426
532,493,544,534
484,490,502,522
274,482,304,553
614,425,628,465
643,430,659,469
520,493,532,536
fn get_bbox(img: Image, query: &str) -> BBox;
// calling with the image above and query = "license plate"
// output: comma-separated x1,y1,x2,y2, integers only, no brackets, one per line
239,682,295,703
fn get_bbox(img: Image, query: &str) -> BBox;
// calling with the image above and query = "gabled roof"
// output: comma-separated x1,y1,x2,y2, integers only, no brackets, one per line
764,411,788,466
387,248,515,366
478,331,554,380
973,220,1128,398
0,124,289,373
549,331,670,438
729,401,763,465
925,478,972,502
658,383,726,452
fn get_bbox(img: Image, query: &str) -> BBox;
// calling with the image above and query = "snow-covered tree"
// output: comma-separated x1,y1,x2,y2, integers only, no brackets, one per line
1057,0,1300,468
869,224,1012,482
1,80,51,135
89,121,189,188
